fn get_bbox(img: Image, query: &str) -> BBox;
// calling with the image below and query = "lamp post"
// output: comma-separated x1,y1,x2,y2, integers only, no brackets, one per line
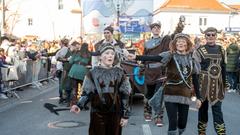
116,3,120,40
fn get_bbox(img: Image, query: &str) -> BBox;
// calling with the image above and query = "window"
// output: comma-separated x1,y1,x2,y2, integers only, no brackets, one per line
199,18,202,26
199,17,207,26
28,18,33,26
204,18,207,25
58,0,63,10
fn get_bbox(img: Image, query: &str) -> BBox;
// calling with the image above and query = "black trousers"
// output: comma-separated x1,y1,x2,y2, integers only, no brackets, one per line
145,83,163,99
165,102,189,131
198,100,225,125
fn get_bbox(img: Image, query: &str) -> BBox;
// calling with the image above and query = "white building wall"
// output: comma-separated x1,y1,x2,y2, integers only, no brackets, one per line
154,12,231,35
6,0,81,40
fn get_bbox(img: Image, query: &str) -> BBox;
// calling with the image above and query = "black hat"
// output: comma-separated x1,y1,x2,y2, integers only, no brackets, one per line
104,26,114,34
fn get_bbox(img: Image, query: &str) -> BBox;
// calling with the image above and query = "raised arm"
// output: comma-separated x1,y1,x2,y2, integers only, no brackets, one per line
136,55,163,62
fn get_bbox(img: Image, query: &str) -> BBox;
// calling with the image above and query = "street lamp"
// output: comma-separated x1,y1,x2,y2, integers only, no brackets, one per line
116,3,120,40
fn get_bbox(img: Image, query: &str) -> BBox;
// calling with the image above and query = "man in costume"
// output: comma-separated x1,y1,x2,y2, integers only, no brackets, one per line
92,26,129,67
142,18,184,126
193,27,227,135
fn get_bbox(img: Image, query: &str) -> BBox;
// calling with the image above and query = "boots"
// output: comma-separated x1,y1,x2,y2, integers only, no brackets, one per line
214,122,226,135
168,130,177,135
198,121,207,135
144,99,152,121
178,128,185,135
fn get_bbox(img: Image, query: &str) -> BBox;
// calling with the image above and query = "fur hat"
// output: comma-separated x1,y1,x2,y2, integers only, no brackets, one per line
91,43,115,56
174,33,190,40
99,43,115,54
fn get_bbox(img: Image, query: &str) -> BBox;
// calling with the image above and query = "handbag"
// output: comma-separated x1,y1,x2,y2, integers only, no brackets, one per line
3,66,19,81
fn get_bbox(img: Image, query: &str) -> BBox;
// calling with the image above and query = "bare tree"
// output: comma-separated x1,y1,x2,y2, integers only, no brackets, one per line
1,0,22,36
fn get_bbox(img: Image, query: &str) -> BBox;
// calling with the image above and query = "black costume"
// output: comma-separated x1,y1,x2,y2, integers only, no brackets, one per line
76,66,131,135
193,44,227,135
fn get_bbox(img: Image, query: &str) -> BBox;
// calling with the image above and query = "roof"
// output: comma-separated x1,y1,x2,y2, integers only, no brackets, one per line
154,0,231,15
228,4,240,11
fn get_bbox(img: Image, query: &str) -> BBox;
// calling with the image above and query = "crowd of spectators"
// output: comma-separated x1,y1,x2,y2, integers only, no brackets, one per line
1,32,240,100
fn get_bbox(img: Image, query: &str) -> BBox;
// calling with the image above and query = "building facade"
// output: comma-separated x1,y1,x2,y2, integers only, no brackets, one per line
153,0,240,35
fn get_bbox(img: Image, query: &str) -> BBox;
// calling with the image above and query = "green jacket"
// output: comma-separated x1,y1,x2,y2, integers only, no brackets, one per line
68,52,90,80
226,43,240,72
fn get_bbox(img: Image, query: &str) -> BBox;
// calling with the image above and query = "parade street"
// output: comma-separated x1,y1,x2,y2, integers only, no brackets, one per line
0,83,239,135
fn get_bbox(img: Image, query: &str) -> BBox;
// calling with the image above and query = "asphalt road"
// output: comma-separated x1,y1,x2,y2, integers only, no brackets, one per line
0,83,240,135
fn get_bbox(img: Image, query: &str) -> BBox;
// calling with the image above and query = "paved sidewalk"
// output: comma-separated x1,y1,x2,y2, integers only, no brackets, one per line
0,80,58,112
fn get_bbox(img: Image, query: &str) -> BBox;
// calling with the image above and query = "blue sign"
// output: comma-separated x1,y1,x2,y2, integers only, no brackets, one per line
225,27,240,32
119,20,149,33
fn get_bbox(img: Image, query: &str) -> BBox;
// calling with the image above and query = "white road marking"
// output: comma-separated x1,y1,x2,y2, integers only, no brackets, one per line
142,124,152,135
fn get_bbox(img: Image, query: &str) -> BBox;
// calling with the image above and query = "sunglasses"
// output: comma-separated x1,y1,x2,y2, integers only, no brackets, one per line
206,33,216,37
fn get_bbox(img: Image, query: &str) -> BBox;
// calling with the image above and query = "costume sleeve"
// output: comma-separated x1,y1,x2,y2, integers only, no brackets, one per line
77,74,95,109
192,74,202,101
136,51,171,64
217,46,228,88
221,62,228,88
192,49,202,63
192,57,202,100
119,75,131,119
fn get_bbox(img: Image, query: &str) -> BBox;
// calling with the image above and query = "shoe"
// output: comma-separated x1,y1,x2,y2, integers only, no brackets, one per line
84,105,89,110
228,89,233,93
58,98,65,104
0,93,8,99
144,114,152,122
37,82,43,87
232,89,236,93
154,117,163,127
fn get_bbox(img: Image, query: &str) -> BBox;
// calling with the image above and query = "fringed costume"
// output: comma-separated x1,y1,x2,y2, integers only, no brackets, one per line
77,66,131,135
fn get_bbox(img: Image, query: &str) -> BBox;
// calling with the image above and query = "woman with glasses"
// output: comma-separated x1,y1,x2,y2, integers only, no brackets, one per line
128,33,202,135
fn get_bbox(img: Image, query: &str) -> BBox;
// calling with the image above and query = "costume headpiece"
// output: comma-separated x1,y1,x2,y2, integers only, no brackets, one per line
200,27,222,34
174,33,190,40
91,43,115,56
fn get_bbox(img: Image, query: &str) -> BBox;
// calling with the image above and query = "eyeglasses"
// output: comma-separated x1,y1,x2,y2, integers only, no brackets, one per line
206,33,216,37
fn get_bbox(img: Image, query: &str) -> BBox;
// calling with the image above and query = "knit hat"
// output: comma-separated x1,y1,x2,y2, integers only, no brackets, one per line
91,43,115,56
104,26,114,34
99,43,115,54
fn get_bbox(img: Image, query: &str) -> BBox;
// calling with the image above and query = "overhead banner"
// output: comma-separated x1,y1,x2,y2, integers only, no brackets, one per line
82,0,153,34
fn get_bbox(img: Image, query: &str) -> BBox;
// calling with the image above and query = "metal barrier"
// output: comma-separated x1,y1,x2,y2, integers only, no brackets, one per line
1,58,54,98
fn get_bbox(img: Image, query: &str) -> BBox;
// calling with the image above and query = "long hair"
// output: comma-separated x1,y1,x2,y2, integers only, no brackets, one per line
79,42,90,58
169,37,193,53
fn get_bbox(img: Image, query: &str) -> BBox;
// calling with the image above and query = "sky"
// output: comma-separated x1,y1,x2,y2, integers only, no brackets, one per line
221,0,240,4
